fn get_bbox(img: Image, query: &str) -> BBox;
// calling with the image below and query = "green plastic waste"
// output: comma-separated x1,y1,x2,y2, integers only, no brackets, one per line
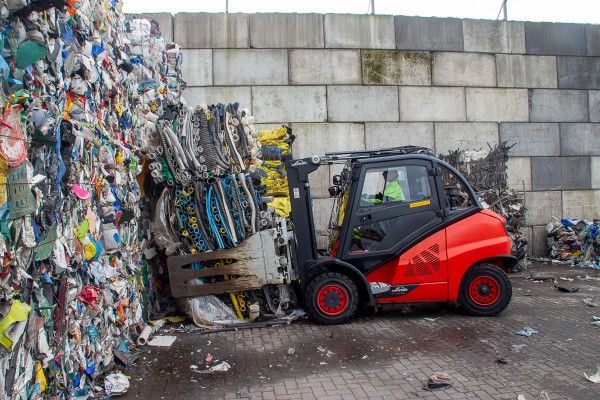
16,41,48,69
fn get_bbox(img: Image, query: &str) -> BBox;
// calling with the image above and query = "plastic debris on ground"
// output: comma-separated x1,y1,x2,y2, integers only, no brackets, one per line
104,372,130,396
425,373,452,391
584,366,600,383
583,298,598,307
515,327,539,337
546,218,600,268
438,142,527,260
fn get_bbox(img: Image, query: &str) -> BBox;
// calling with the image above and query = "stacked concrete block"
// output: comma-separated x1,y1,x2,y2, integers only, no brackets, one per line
170,11,600,255
434,123,498,154
462,19,525,54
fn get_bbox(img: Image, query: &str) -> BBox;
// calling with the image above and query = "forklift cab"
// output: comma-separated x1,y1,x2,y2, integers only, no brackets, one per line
286,147,516,325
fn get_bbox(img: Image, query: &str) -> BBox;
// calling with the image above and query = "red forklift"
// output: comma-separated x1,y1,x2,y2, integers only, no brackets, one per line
168,146,517,325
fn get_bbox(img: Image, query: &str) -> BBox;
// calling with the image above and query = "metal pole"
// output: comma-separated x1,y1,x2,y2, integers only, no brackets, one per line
226,0,229,13
370,0,375,15
503,0,507,20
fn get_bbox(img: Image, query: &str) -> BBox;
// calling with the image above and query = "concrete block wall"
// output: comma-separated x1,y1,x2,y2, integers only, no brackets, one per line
138,12,600,256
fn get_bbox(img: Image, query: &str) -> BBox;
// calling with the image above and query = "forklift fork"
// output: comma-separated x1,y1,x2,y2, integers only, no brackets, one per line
167,227,294,297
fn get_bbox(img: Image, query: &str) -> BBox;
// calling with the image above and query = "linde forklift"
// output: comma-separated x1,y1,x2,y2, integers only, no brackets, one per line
167,146,517,324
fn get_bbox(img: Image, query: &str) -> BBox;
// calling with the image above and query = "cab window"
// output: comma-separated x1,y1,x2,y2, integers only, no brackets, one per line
359,165,432,208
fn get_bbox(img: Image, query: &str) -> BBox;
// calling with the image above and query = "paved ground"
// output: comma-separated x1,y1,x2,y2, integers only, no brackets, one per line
122,263,600,399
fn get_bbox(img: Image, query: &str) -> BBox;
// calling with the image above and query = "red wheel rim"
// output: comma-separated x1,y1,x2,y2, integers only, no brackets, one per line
469,276,500,306
317,284,348,316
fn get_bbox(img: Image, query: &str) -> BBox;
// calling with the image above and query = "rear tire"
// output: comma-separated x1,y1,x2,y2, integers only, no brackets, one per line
458,263,512,317
306,272,359,325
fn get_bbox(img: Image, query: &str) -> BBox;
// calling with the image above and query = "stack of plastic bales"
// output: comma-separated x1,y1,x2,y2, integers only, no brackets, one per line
0,0,188,397
439,142,528,260
257,126,294,217
546,218,600,267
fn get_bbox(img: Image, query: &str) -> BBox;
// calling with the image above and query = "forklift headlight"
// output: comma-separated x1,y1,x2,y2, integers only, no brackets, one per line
328,186,342,197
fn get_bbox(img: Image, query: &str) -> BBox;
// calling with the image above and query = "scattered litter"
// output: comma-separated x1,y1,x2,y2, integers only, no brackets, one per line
554,285,579,293
539,391,550,400
496,356,509,364
515,327,539,337
287,347,296,356
193,361,232,374
593,316,600,321
546,218,600,268
325,350,335,358
517,395,526,400
320,361,328,365
559,277,574,282
584,365,600,383
147,336,177,347
531,276,554,282
205,354,214,363
317,346,327,353
583,298,599,307
423,317,439,322
511,344,527,353
577,275,600,282
361,355,368,360
591,321,600,327
113,350,140,367
104,373,130,396
425,373,452,391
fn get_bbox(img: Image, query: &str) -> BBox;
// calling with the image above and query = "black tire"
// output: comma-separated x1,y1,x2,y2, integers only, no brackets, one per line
458,263,512,317
306,272,359,325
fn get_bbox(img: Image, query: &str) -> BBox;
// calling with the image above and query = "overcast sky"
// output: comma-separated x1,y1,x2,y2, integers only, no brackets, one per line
123,0,599,24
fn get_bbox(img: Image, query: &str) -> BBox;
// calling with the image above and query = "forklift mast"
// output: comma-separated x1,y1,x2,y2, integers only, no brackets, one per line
285,156,322,288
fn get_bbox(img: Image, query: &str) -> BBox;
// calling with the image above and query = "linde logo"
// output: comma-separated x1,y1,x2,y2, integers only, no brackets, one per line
391,286,409,293
291,160,307,167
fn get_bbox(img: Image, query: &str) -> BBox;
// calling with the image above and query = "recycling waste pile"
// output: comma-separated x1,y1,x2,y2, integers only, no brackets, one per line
545,218,600,268
439,142,527,260
0,0,293,397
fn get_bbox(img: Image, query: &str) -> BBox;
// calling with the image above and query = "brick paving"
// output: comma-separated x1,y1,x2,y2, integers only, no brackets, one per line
123,264,600,399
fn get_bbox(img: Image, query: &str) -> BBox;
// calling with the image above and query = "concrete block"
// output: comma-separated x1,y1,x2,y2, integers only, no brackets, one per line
324,14,395,49
328,86,399,122
432,52,496,87
305,164,332,199
531,157,591,191
499,123,560,156
395,16,463,51
466,88,528,122
463,19,525,54
496,55,557,88
557,57,600,89
434,123,498,155
362,50,431,86
586,24,600,56
560,124,600,156
590,91,600,122
126,12,173,42
182,87,251,110
524,191,562,226
174,13,249,49
562,190,600,220
523,226,533,256
313,198,336,237
292,122,365,160
180,49,212,86
524,22,586,56
531,226,548,256
250,13,324,48
290,50,361,85
507,157,532,191
365,123,434,150
213,49,288,85
592,157,600,189
399,87,465,122
252,86,327,123
530,90,588,123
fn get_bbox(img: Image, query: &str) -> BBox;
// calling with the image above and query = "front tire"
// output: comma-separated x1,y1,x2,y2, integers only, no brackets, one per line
306,272,359,325
458,263,512,317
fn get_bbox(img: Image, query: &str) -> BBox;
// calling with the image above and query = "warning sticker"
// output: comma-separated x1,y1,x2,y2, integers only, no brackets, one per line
293,188,300,199
409,199,431,208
